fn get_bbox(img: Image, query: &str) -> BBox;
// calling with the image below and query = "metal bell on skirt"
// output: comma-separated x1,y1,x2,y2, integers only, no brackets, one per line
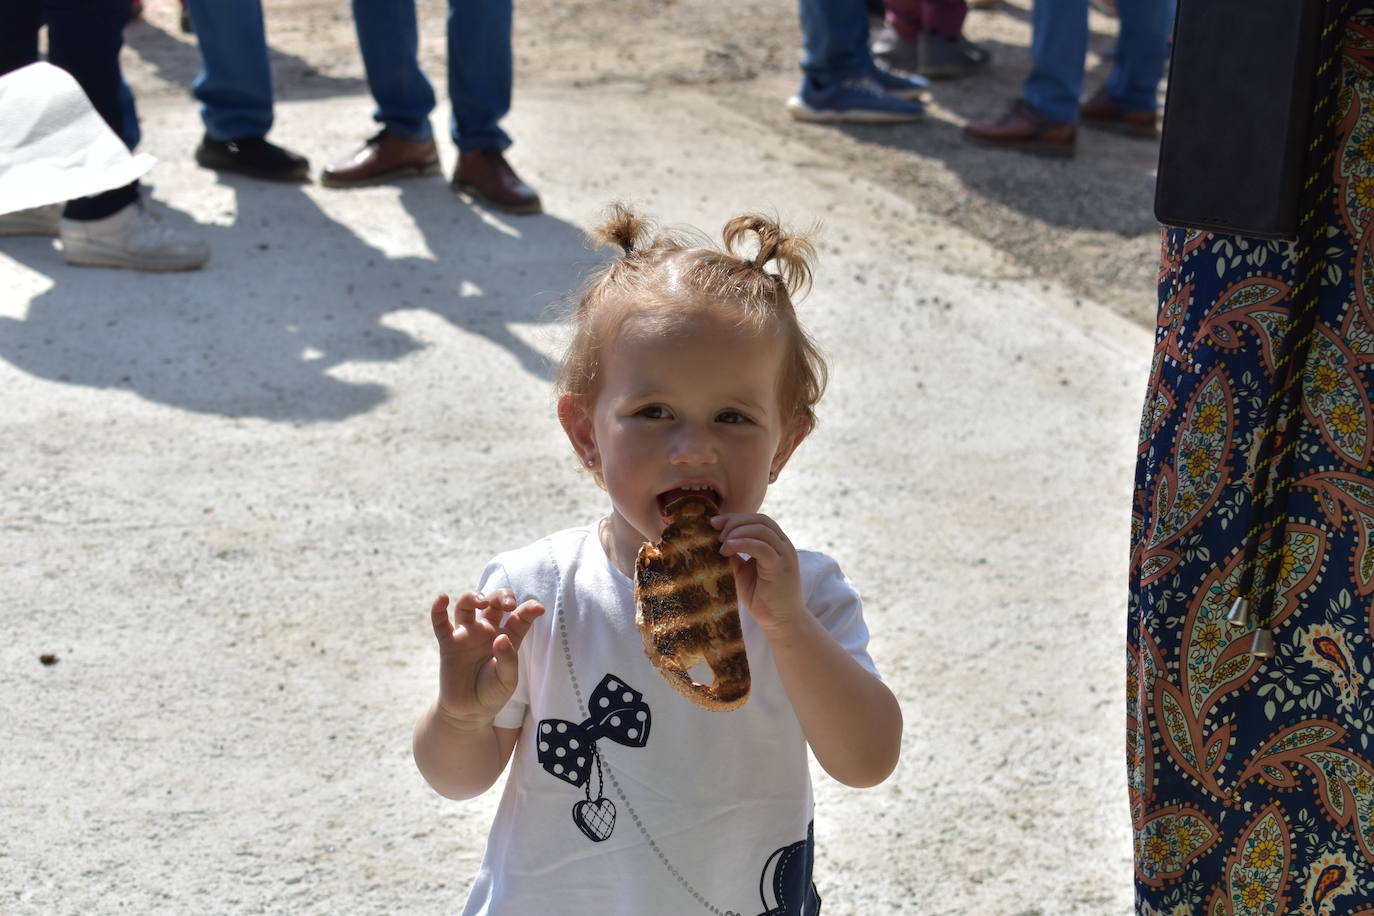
1249,627,1276,659
1226,596,1253,628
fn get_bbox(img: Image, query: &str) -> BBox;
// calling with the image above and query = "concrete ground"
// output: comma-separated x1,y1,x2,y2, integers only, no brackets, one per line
3,16,1153,916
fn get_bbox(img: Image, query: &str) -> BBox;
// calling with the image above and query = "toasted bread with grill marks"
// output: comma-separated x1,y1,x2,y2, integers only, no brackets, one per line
634,495,750,710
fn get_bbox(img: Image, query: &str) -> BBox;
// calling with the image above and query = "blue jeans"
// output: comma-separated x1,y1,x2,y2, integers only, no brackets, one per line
1024,0,1172,123
186,0,275,140
797,0,874,85
349,0,512,151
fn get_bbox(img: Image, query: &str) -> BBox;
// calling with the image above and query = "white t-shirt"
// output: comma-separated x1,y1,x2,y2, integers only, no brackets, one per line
458,523,878,916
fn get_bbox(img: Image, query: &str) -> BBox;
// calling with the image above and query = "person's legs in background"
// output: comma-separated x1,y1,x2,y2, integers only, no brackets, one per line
799,0,874,85
873,0,987,79
7,0,209,268
43,0,140,222
446,0,511,154
186,0,309,180
790,0,926,123
962,0,1084,155
920,0,968,36
1079,0,1171,136
871,0,924,72
321,0,440,187
349,0,435,142
444,0,539,214
1021,0,1090,124
188,0,271,141
915,0,987,78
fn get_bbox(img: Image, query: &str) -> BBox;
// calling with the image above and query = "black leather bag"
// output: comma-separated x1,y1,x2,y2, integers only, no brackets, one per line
1153,0,1325,240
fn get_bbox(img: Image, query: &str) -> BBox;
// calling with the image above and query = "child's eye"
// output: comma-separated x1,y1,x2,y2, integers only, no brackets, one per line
716,410,752,424
636,405,671,420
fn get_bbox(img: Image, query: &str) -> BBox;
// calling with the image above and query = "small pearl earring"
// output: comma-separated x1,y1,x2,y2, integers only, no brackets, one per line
586,458,596,467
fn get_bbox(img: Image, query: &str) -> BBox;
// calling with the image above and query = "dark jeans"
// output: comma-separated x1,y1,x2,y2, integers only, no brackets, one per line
0,0,140,220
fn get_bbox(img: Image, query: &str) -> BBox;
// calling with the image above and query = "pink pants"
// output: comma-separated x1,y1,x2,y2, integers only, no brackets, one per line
884,0,968,41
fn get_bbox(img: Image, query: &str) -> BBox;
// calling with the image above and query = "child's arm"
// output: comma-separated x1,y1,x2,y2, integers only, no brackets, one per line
413,589,545,800
714,515,902,789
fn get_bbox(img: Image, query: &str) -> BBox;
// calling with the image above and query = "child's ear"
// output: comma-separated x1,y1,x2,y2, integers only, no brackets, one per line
557,393,598,468
769,418,812,482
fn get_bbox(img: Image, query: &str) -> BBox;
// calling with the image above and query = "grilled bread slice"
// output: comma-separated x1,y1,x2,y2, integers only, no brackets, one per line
634,494,750,710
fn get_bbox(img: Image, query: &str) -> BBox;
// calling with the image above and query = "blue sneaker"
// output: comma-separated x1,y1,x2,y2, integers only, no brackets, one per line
867,65,930,101
786,76,924,124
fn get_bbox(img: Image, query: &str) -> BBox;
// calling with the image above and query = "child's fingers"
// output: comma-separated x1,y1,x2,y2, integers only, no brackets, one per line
452,590,486,610
721,536,778,565
712,512,784,543
720,521,789,558
480,589,517,626
429,594,454,640
501,600,545,647
711,511,769,526
491,632,520,689
450,590,488,628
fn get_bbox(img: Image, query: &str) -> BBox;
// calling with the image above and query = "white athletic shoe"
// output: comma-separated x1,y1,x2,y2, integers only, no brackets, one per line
60,199,209,271
0,204,62,237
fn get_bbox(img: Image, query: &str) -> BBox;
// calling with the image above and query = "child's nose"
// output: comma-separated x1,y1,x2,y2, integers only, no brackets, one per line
668,425,717,464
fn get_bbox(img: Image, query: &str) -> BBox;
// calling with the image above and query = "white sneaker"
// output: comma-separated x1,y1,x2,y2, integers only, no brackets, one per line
0,204,62,237
60,199,210,271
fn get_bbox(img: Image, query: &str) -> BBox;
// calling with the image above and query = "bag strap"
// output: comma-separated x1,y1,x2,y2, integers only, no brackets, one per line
1234,0,1355,640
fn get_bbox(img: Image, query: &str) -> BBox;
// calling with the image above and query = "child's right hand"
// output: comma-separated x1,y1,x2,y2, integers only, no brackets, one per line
429,590,545,727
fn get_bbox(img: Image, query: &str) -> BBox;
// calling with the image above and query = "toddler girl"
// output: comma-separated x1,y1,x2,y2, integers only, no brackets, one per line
414,205,902,916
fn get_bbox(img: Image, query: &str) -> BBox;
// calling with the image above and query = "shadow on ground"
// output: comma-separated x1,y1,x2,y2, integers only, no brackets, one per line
0,179,589,422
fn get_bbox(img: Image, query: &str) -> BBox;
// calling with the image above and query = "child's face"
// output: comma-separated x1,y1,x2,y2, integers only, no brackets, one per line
563,307,803,568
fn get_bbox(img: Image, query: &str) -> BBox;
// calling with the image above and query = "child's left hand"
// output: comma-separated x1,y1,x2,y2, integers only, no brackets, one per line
711,512,805,634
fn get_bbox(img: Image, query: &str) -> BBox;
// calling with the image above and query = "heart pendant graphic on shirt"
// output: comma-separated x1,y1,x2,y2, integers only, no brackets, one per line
539,673,651,842
572,797,616,843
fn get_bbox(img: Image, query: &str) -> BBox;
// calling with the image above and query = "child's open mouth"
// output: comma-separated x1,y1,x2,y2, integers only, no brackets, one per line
656,485,721,520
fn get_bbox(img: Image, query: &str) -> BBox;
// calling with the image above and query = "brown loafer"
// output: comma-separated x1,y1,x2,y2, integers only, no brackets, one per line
1079,88,1158,138
320,130,440,188
452,148,541,215
963,98,1076,157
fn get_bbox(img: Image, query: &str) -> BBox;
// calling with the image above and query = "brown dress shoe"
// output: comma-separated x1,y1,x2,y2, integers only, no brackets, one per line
1079,88,1158,138
320,131,440,188
963,98,1076,157
452,149,541,215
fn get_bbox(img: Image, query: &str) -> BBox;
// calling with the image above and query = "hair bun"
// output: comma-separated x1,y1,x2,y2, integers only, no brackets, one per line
721,214,816,298
559,203,828,437
589,202,653,255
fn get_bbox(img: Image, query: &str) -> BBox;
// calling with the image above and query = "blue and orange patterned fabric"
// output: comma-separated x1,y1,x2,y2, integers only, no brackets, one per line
1129,14,1374,915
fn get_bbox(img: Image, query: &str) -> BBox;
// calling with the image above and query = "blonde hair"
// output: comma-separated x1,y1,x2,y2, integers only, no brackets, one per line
556,203,828,434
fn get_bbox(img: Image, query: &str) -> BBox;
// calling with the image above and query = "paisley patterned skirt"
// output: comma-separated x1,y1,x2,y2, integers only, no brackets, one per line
1129,15,1374,916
